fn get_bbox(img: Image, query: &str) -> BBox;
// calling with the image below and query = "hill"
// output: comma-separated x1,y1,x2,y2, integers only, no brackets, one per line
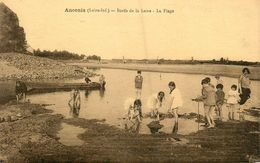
0,2,27,53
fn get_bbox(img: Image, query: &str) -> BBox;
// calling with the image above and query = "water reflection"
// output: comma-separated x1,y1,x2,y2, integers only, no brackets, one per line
69,105,80,118
84,90,90,98
99,88,105,99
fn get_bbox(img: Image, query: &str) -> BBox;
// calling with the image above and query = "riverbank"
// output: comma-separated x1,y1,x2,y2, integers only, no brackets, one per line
70,62,260,80
0,53,94,80
0,102,259,162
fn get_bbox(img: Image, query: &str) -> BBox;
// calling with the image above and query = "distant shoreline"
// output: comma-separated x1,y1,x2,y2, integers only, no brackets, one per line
68,62,260,81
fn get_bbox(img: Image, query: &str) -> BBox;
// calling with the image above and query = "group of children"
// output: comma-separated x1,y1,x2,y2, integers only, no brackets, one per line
127,68,252,133
196,72,250,128
126,71,183,134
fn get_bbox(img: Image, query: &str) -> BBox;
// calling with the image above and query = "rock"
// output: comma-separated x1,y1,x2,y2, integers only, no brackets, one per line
4,116,11,122
11,116,18,121
147,121,164,134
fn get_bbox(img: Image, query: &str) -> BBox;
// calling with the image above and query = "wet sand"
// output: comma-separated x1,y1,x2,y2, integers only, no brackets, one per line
0,102,259,162
70,62,260,80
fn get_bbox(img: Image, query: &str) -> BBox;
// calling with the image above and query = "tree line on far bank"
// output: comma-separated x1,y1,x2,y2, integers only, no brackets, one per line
33,49,101,61
114,57,260,66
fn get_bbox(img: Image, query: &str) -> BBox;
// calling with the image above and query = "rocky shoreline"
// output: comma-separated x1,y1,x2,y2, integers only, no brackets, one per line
0,53,95,80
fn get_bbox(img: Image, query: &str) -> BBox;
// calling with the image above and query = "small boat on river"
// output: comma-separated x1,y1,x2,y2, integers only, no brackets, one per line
26,82,101,94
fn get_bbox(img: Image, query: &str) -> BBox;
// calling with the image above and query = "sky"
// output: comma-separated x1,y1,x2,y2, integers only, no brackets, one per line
1,0,260,61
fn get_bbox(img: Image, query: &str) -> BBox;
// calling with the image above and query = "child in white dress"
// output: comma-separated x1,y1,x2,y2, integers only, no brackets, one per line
227,85,240,120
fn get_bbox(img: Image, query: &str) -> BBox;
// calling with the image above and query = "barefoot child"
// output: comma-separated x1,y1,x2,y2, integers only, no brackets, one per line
215,84,225,120
227,85,240,120
168,81,183,134
68,88,81,117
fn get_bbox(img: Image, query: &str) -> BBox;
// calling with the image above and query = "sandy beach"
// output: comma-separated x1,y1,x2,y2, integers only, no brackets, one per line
0,101,259,162
0,54,259,162
69,62,260,80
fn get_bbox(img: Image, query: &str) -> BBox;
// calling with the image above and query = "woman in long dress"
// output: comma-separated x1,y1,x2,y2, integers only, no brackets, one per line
238,68,251,105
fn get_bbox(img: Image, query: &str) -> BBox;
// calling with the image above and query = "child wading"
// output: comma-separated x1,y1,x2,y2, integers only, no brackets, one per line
227,85,240,120
215,84,225,120
68,88,81,117
147,91,165,121
197,79,216,128
168,81,183,134
135,71,143,99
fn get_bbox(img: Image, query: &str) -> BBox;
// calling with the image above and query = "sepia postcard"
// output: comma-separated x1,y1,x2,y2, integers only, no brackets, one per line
0,0,259,162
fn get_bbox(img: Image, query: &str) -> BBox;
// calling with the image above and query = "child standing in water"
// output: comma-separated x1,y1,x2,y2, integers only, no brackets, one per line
227,85,240,120
215,84,225,120
135,71,143,99
68,88,81,117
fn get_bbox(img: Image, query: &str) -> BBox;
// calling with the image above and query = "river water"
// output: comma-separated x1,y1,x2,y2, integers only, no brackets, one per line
1,68,259,137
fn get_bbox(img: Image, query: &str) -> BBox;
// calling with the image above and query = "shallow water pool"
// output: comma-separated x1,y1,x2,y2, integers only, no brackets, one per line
26,68,260,135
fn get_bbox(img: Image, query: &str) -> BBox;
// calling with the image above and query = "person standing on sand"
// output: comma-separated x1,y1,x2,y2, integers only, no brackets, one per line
238,68,251,105
15,80,27,104
227,85,240,120
215,84,225,120
168,81,183,134
135,70,143,99
196,79,216,128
